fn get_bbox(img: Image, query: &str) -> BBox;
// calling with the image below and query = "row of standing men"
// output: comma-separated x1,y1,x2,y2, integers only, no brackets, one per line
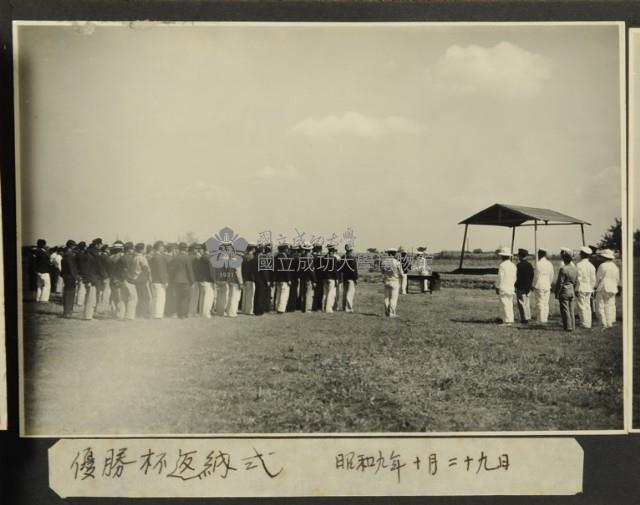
26,238,360,320
494,245,620,330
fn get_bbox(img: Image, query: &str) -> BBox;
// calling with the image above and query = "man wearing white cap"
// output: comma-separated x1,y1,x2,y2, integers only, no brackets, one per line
575,246,597,329
595,249,619,328
532,247,554,324
381,247,403,317
495,247,517,325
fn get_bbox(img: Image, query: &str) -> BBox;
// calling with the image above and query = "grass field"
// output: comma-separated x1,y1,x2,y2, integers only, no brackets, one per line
23,276,623,435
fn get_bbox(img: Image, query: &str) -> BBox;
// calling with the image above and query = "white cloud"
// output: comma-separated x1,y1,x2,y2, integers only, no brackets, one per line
291,111,422,139
255,164,298,179
435,42,551,99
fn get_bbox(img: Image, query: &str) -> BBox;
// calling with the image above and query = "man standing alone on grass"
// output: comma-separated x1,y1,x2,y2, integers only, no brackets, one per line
595,249,620,329
61,240,80,318
515,248,534,324
532,247,554,324
381,247,402,317
555,248,577,332
494,247,516,326
149,241,169,319
576,246,597,329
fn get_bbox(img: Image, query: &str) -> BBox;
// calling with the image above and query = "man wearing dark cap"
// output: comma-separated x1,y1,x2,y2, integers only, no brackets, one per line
164,243,178,317
187,244,203,317
131,242,151,318
241,243,257,315
322,244,341,313
118,242,138,319
515,248,534,323
109,241,126,319
274,243,291,314
194,243,215,318
340,243,359,312
287,245,301,312
312,243,325,311
96,244,112,312
33,238,52,303
169,242,195,318
81,241,107,320
588,245,604,321
298,243,316,312
253,245,271,316
61,240,80,318
74,241,87,307
149,241,170,319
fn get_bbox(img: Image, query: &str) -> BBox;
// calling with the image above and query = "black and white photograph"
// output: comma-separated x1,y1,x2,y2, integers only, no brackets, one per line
15,21,625,436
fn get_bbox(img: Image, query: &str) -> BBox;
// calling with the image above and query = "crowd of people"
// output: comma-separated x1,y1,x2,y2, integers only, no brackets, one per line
23,238,379,320
494,245,620,330
24,237,621,329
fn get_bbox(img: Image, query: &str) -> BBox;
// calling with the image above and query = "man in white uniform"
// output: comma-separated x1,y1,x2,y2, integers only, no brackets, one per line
532,247,554,324
575,246,597,328
595,249,619,328
495,247,517,325
381,247,403,317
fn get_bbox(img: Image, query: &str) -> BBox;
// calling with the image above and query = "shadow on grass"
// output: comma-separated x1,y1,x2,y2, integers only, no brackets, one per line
449,317,500,325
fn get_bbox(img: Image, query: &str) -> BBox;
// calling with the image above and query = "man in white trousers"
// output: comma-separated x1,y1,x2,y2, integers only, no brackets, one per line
340,243,358,312
495,247,517,325
148,241,170,319
241,243,257,315
575,246,597,328
274,243,291,314
532,247,554,324
322,244,340,313
595,249,619,329
33,239,52,303
381,247,402,317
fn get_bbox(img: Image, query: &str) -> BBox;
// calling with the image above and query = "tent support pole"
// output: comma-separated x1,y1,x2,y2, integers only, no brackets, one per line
580,224,586,246
510,226,516,256
459,224,468,270
534,220,538,266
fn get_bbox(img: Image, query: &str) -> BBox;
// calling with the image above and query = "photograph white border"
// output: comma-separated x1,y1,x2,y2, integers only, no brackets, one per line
13,19,629,438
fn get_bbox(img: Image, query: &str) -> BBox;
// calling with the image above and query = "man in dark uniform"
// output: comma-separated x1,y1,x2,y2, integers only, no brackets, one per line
109,241,126,319
515,248,534,323
274,243,292,314
74,241,88,307
81,241,107,320
588,245,604,321
169,242,195,318
33,238,52,303
241,243,257,315
253,245,271,316
340,243,359,312
287,245,301,312
312,243,325,311
299,242,316,312
61,240,80,318
164,243,178,317
97,243,112,312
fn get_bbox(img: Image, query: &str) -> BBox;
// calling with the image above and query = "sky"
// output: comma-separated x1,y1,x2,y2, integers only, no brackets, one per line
633,30,640,235
17,22,623,253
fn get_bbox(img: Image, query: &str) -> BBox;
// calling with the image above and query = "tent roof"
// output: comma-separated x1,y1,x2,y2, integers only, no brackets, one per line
459,203,590,227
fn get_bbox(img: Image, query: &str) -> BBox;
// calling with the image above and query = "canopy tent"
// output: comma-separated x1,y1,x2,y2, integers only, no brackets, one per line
457,203,591,270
